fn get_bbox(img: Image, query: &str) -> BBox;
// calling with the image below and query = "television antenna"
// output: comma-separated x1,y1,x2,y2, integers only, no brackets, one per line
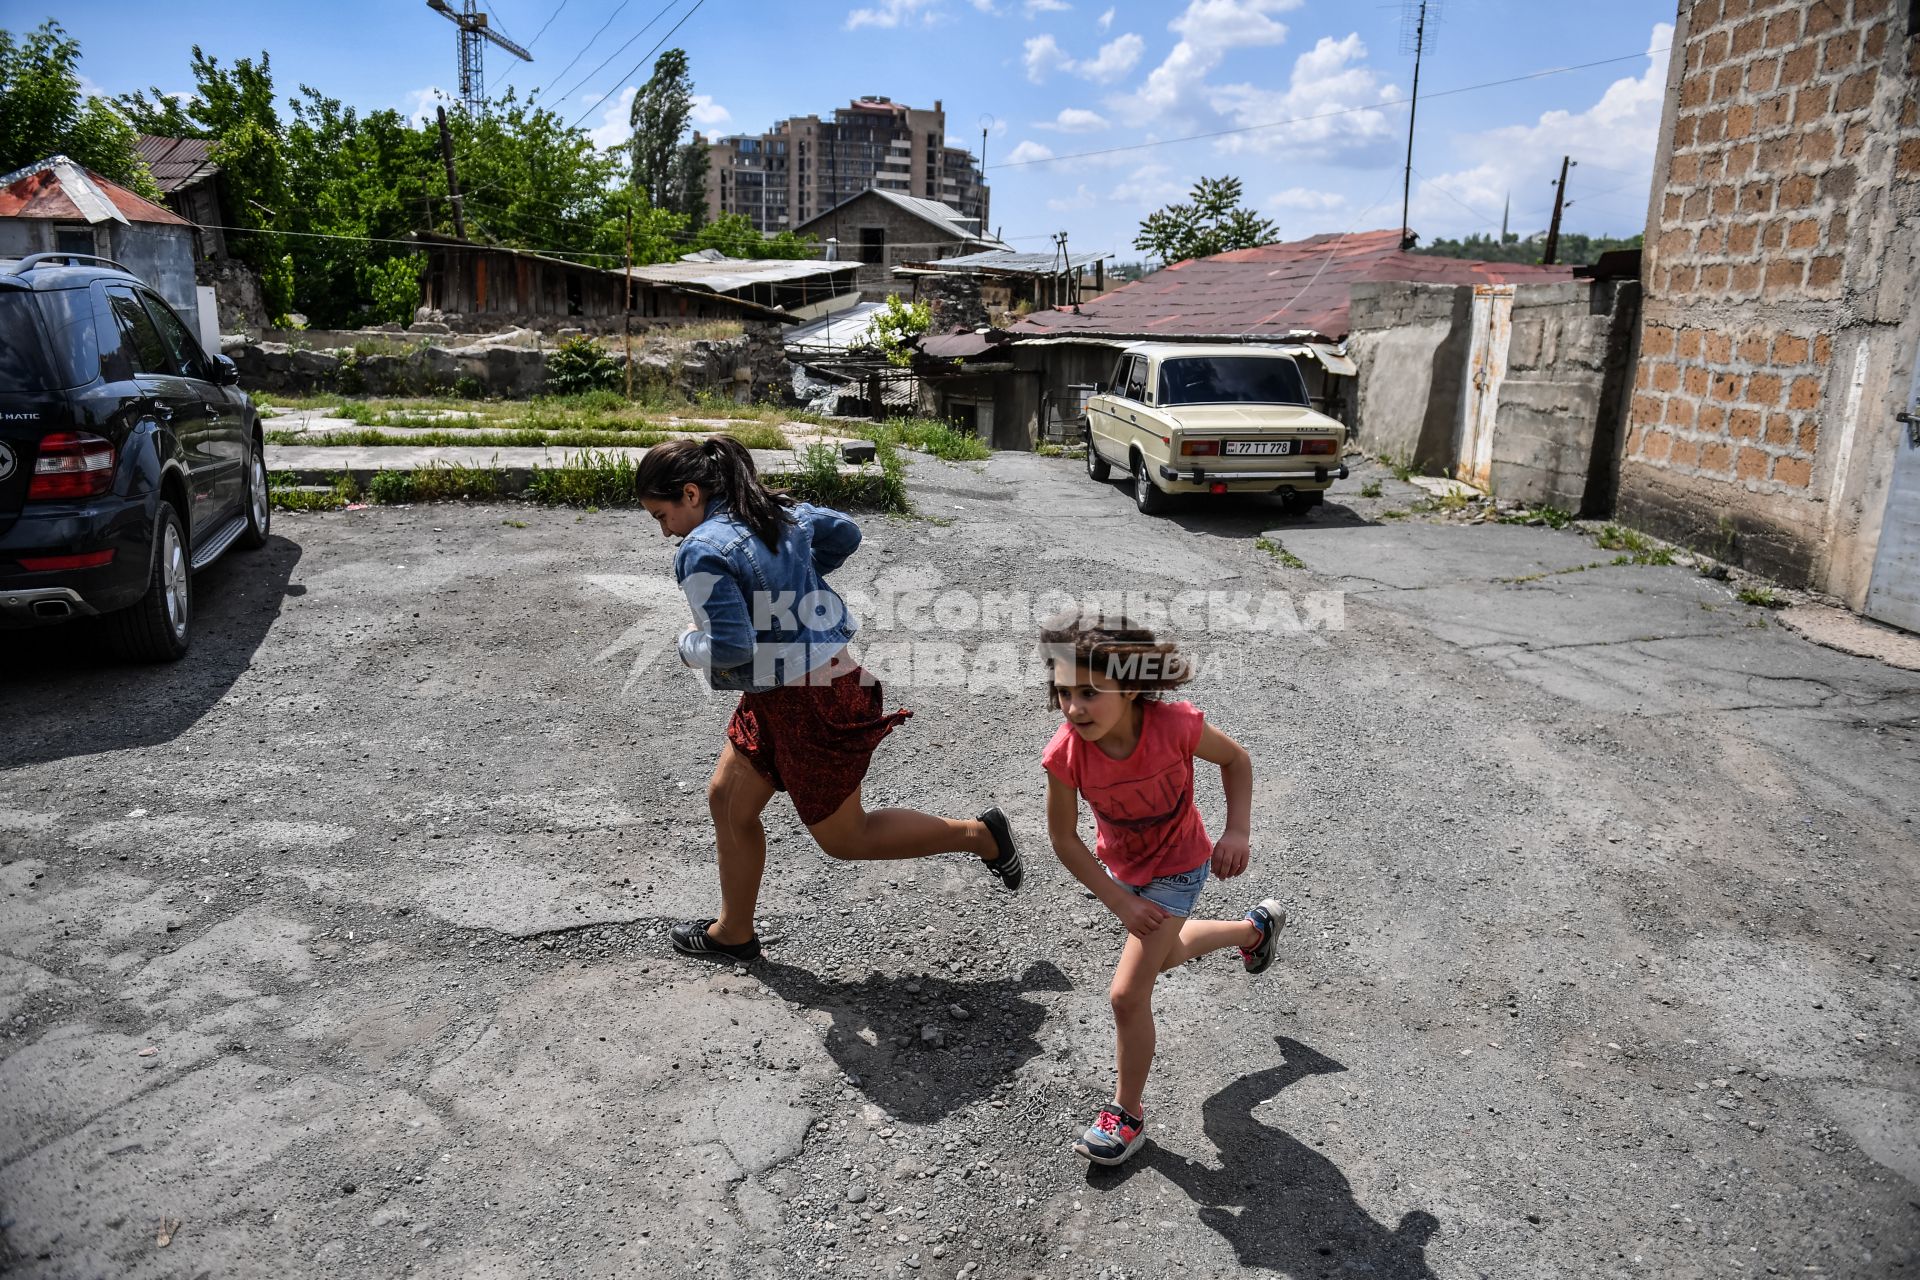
427,0,532,114
1398,0,1442,250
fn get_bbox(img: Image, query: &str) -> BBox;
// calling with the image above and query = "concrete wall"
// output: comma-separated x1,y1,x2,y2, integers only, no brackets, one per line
1622,0,1920,594
0,219,196,318
1488,279,1642,513
1348,281,1474,467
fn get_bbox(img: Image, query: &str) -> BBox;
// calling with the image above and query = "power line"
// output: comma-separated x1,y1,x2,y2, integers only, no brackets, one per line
524,0,570,48
568,0,705,130
988,47,1671,171
527,0,640,104
545,0,682,113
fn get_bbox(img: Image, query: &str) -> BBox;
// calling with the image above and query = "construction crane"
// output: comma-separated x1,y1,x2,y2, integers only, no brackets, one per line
426,0,531,114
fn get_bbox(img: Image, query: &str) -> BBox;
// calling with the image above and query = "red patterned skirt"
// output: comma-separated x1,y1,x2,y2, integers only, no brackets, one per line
725,664,912,825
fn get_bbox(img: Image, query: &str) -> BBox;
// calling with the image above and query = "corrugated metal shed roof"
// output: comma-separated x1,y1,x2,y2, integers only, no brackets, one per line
625,257,862,291
0,156,188,227
899,248,1109,276
785,302,886,354
1010,228,1573,343
135,135,220,193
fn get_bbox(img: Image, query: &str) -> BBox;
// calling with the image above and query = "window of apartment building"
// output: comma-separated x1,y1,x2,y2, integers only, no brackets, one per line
859,227,886,264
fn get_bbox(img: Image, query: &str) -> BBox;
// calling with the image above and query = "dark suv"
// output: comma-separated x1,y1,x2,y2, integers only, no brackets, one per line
0,253,269,660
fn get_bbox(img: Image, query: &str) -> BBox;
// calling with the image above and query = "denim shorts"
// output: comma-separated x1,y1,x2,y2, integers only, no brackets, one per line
1116,861,1210,917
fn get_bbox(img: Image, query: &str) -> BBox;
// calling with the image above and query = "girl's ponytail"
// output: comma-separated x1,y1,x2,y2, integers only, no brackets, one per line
633,434,795,548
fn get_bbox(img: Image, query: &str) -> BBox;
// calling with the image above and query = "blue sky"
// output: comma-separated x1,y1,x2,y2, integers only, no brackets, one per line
44,0,1677,259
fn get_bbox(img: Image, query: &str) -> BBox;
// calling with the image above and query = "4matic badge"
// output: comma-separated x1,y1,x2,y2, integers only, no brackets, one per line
0,442,15,483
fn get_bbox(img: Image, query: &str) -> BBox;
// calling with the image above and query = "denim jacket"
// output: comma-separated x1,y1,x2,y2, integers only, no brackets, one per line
674,497,861,692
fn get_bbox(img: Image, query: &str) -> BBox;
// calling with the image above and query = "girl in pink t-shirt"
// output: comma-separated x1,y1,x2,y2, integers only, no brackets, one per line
1039,612,1285,1167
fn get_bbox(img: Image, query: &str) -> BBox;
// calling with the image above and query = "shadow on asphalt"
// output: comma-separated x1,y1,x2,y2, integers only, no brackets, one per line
0,533,301,769
753,958,1072,1123
1083,475,1370,538
1089,1037,1440,1279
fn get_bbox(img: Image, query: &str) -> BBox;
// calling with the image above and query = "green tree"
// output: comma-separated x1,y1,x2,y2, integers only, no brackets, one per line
447,90,620,255
861,294,932,368
0,21,160,199
1133,176,1277,264
628,49,708,225
1415,230,1643,267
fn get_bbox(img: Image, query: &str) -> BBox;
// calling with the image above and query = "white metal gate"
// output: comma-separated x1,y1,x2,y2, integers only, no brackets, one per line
1864,339,1920,633
1457,284,1514,490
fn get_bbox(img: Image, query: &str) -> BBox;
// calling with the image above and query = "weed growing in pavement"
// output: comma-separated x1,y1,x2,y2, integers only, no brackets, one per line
367,463,501,504
270,472,359,511
1359,479,1383,498
1498,561,1609,584
1737,585,1787,608
503,519,528,528
717,422,791,451
268,427,673,449
1254,536,1307,569
526,450,640,508
1497,505,1574,529
1385,454,1418,482
1595,523,1677,566
1379,508,1409,520
867,417,991,463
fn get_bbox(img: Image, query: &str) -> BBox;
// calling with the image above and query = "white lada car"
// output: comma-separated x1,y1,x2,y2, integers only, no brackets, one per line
1083,343,1350,515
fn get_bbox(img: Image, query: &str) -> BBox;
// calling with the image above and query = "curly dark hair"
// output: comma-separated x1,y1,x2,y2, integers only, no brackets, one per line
1038,610,1194,706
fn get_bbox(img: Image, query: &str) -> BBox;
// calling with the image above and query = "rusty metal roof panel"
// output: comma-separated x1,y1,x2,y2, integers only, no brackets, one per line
1011,229,1574,343
0,156,187,226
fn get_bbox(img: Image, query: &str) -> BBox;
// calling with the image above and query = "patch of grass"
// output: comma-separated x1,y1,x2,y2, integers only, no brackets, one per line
1434,487,1477,513
1497,561,1608,584
665,319,746,341
1595,523,1677,566
526,449,640,509
869,417,991,463
1255,536,1307,569
269,472,357,511
268,427,672,449
502,519,528,529
1358,479,1383,498
333,401,385,425
1497,505,1574,529
367,462,502,504
1384,454,1418,482
718,422,792,451
1737,585,1787,608
253,390,350,411
1378,508,1409,520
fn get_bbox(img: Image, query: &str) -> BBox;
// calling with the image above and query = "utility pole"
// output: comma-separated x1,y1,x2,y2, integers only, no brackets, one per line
1543,155,1575,266
624,200,634,399
436,106,467,240
1398,0,1430,252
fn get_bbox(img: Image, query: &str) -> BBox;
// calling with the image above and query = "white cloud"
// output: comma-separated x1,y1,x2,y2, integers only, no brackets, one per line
1111,0,1299,125
1416,23,1672,236
1024,34,1071,82
1108,162,1186,207
1207,33,1399,156
846,0,936,29
1097,6,1114,30
402,87,449,126
1025,0,1072,13
1027,30,1142,84
1047,183,1099,212
1079,33,1143,82
586,86,638,150
1006,139,1057,164
971,0,999,9
690,94,731,129
1038,107,1111,132
1267,187,1346,210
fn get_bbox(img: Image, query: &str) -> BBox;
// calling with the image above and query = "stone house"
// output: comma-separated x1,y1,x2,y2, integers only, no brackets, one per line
1621,0,1920,630
792,189,1004,301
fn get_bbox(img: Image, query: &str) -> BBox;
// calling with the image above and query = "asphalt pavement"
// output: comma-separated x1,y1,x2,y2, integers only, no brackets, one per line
2,452,1916,1279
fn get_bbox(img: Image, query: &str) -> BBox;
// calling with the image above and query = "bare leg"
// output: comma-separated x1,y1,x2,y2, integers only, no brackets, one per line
707,744,777,946
1158,916,1263,971
1110,918,1187,1118
806,788,996,862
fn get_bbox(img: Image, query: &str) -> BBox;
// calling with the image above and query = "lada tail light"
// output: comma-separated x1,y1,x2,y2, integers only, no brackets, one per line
1300,439,1338,456
1180,440,1220,456
28,432,114,499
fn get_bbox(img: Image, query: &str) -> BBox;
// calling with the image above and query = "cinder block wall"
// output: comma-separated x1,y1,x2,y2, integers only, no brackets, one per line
1348,281,1473,466
1623,0,1920,589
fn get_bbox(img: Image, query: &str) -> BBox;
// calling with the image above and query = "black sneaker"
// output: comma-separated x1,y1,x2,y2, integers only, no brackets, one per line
978,807,1023,891
670,918,761,962
1241,900,1286,975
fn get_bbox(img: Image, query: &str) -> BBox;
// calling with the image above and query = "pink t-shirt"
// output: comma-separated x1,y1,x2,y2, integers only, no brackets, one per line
1041,699,1212,886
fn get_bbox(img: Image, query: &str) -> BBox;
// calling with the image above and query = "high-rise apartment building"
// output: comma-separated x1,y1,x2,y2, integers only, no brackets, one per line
703,97,988,234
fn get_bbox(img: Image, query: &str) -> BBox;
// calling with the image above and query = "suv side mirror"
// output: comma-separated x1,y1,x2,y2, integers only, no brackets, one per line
211,353,240,386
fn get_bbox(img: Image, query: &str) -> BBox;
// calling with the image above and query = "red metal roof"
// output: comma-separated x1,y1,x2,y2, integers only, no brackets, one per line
1011,229,1573,343
0,158,190,226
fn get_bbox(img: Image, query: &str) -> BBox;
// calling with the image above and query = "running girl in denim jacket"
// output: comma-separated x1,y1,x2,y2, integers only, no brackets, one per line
636,437,1022,962
1038,612,1284,1166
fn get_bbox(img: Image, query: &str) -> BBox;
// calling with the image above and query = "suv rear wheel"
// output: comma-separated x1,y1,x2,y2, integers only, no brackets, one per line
109,501,190,662
238,440,271,549
1132,456,1169,516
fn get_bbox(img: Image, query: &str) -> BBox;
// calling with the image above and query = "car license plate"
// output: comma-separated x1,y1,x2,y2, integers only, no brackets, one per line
1224,440,1294,456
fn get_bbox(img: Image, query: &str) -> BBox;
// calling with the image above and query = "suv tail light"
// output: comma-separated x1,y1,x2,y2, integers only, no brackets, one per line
28,432,115,500
1180,440,1220,456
